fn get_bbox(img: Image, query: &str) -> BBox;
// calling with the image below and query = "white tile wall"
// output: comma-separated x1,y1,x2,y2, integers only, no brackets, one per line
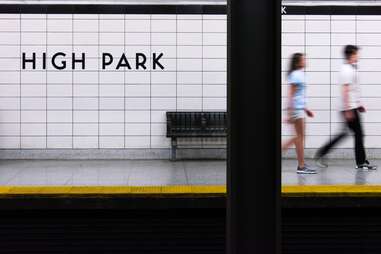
282,14,381,149
0,13,227,149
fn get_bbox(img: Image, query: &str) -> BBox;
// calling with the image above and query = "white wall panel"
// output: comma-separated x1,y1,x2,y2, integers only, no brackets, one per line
306,20,330,32
282,13,381,150
0,10,225,151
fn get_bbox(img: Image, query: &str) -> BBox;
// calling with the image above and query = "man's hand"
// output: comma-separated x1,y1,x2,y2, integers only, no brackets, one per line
305,109,314,118
358,105,366,113
344,110,355,121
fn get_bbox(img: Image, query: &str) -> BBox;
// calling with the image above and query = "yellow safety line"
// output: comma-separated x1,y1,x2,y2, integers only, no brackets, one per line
282,185,381,197
0,185,227,196
2,185,381,197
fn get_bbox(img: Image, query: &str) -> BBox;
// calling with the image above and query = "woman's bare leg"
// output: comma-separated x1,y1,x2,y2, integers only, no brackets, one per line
294,118,305,167
282,137,297,151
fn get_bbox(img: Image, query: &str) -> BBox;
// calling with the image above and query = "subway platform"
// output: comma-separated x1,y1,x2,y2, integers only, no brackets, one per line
0,159,226,210
1,159,381,207
283,159,381,193
1,159,381,253
282,159,381,186
282,159,381,209
1,159,381,189
0,159,226,187
0,158,380,186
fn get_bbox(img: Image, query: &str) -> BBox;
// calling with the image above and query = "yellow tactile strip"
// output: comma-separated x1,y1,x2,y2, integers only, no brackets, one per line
282,185,381,197
0,185,227,197
1,185,381,197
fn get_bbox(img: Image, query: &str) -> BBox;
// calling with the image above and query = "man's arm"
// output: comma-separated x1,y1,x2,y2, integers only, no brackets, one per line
342,83,354,120
343,84,350,110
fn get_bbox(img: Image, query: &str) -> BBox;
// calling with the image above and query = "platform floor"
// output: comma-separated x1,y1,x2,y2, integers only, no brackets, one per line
0,159,380,187
0,159,226,186
282,159,381,186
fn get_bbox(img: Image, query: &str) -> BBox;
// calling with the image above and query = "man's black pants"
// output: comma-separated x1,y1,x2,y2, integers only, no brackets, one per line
316,108,366,165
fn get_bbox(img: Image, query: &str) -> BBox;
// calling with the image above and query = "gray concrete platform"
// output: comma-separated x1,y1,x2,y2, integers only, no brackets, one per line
0,160,226,186
282,159,381,186
1,159,379,187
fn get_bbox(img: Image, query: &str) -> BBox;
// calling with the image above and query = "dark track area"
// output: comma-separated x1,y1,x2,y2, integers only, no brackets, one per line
2,197,381,253
0,209,225,254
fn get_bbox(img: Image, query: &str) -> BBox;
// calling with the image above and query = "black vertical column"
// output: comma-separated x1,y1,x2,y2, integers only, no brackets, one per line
227,0,281,253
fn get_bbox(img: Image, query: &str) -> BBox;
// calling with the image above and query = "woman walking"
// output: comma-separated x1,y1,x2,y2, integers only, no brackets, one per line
282,53,316,174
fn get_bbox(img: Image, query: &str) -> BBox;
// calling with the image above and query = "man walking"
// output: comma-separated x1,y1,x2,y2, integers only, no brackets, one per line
314,45,377,170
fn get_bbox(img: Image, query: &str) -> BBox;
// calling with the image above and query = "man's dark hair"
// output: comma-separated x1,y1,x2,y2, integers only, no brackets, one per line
344,45,359,60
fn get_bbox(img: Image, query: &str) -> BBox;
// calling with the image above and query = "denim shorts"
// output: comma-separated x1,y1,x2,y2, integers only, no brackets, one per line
290,109,304,120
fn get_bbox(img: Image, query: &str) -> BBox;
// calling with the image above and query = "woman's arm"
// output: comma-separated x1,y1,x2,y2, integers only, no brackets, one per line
285,84,297,122
287,83,297,110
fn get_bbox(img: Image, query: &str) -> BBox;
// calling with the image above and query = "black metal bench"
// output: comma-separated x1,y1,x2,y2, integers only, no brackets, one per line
166,111,227,160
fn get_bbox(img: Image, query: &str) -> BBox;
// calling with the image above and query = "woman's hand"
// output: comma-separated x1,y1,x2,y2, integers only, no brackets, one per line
305,109,314,118
284,108,293,124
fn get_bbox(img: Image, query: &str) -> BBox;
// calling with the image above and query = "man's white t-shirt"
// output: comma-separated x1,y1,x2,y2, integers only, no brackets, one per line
338,63,361,111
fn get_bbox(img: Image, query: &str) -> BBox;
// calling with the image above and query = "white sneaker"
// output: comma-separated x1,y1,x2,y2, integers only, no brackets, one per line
314,156,328,168
356,160,377,170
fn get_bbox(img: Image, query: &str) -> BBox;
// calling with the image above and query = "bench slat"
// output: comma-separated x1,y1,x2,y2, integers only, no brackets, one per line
166,111,227,137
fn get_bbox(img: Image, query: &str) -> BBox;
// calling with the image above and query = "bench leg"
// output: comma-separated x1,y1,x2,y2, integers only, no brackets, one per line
171,138,177,161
